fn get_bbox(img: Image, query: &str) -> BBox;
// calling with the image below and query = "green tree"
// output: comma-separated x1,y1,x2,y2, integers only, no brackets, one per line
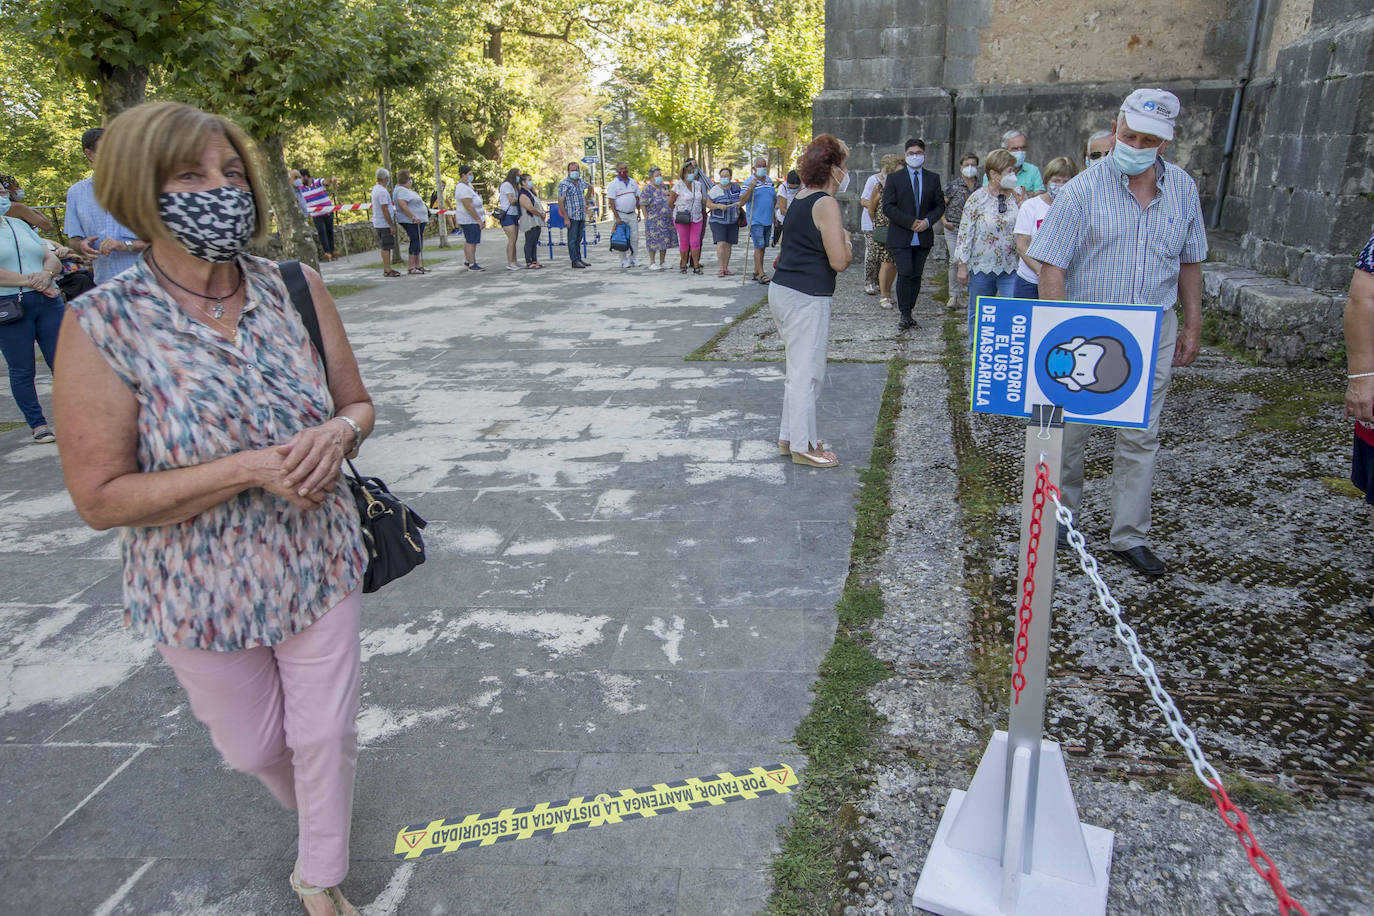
21,0,223,121
178,0,368,266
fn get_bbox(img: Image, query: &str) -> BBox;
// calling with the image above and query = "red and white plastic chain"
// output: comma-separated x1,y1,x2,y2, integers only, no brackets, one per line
1209,782,1310,916
1042,462,1309,916
1010,461,1050,703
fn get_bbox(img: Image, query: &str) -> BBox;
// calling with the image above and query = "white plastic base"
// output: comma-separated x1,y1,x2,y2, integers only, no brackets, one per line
912,731,1114,916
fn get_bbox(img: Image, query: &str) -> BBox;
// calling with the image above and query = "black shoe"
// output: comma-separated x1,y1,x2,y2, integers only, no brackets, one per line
897,317,917,331
571,262,588,269
578,260,592,267
1111,545,1166,577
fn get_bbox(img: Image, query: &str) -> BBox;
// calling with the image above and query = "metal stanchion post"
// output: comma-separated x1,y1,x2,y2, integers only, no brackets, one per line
912,403,1113,916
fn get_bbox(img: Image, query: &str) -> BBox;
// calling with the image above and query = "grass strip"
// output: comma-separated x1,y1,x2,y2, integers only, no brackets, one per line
326,283,376,299
684,296,767,361
0,420,25,434
765,357,909,914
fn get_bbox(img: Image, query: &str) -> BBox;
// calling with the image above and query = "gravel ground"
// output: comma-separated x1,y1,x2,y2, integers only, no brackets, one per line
707,254,1374,915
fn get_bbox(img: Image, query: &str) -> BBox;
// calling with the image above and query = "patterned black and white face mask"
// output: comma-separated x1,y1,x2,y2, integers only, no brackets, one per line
157,186,257,263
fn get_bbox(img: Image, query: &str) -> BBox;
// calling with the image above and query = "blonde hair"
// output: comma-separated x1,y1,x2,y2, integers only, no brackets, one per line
983,148,1017,176
95,102,269,246
880,154,904,175
1042,156,1078,186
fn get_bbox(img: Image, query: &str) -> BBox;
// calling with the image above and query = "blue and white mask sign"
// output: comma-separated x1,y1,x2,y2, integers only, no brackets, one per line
970,297,1164,429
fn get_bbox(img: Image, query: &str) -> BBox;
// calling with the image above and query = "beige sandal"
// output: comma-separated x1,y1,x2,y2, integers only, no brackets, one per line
778,440,791,456
791,446,838,468
290,866,359,915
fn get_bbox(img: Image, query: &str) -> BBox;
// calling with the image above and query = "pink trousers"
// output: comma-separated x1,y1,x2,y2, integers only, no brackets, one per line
678,219,704,252
158,589,363,887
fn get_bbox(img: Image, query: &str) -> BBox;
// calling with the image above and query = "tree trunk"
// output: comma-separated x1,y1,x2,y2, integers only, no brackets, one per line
378,88,392,175
96,63,149,124
260,133,319,269
433,116,449,249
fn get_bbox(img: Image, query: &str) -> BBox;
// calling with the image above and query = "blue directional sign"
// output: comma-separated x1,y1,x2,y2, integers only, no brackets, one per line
970,297,1164,429
581,156,600,165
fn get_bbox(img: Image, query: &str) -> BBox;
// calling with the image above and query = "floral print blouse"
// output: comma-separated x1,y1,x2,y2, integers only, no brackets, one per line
953,187,1021,276
70,254,366,651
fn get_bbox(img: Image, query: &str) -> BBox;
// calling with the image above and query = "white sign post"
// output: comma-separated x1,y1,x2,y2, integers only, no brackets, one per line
914,296,1164,916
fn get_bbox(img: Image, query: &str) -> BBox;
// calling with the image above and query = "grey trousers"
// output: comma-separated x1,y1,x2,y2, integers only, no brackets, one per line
943,226,960,306
1058,307,1178,551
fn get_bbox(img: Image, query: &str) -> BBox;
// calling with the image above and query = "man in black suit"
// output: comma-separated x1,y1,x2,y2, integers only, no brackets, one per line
882,138,945,330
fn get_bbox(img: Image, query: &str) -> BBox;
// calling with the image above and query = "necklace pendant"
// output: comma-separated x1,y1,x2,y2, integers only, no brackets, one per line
212,300,225,320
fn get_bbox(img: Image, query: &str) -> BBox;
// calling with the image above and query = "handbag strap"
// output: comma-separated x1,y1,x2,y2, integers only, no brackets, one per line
280,259,327,384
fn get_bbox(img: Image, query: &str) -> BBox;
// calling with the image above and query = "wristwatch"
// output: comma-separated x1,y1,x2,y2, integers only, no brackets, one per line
124,240,133,252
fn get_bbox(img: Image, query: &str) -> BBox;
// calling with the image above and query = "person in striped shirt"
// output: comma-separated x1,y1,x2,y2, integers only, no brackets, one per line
299,169,339,261
1028,88,1207,578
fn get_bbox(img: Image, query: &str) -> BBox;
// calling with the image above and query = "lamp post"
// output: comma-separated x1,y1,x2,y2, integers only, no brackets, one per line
587,116,607,217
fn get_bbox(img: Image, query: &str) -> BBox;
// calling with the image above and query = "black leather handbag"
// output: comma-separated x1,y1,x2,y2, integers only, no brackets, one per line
279,259,426,592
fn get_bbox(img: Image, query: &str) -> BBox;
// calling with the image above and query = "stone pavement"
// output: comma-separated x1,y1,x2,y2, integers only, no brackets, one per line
0,231,887,914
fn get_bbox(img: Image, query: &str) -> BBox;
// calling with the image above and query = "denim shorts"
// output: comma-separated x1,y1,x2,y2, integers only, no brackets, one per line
710,221,740,246
459,223,482,244
749,223,771,249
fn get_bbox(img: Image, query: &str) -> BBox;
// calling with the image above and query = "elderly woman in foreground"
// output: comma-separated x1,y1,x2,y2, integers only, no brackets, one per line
53,101,373,915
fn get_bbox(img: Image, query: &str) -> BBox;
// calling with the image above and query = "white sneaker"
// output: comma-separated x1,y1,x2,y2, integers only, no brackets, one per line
880,298,894,310
648,263,661,271
630,258,639,267
505,264,522,271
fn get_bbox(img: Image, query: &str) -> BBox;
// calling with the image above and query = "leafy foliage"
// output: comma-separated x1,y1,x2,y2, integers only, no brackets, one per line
7,0,823,214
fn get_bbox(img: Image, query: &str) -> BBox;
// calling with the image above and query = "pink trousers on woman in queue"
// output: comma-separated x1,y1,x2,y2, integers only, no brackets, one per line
157,589,363,888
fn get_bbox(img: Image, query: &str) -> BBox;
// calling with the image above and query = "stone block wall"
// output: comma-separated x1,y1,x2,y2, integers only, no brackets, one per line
1235,5,1374,289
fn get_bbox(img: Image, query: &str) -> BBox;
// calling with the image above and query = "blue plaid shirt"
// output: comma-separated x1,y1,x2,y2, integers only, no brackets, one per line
64,177,141,284
1026,157,1207,309
557,177,589,221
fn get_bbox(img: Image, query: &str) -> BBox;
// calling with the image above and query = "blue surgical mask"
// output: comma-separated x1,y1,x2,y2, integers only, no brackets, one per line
570,170,580,180
0,196,9,217
1112,142,1159,176
756,167,767,178
1046,346,1076,379
1011,150,1027,167
653,175,663,185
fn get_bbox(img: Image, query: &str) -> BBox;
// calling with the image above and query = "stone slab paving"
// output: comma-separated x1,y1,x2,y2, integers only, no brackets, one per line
0,231,886,914
711,261,1374,914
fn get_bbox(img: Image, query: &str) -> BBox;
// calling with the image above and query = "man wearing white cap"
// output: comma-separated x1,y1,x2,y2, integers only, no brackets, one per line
1027,88,1208,577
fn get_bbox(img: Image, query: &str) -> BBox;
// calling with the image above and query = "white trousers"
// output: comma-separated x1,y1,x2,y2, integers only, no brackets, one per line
617,214,639,263
768,282,831,450
1058,308,1178,550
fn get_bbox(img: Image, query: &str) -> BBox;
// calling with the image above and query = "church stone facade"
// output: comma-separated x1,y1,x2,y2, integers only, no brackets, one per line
817,0,1373,296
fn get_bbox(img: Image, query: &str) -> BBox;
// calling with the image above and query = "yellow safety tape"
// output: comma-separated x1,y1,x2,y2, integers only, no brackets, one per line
393,763,799,859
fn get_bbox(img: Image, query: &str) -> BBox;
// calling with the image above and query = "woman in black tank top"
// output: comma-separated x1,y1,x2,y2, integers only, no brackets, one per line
767,134,854,468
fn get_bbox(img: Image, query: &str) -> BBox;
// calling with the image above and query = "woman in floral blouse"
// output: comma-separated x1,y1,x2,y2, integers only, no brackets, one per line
1344,229,1374,619
53,102,373,916
641,166,677,270
954,147,1021,345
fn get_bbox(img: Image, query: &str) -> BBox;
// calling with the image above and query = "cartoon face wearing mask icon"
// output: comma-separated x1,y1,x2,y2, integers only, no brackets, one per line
1044,336,1132,394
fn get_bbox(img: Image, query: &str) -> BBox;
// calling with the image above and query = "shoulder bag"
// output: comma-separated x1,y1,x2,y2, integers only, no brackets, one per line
279,259,427,593
674,180,695,225
0,220,29,325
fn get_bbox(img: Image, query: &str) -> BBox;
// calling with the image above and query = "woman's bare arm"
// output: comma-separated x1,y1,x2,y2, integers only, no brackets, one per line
812,195,853,273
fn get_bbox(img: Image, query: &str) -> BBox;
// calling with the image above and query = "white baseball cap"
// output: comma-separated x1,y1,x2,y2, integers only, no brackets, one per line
1119,88,1179,141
